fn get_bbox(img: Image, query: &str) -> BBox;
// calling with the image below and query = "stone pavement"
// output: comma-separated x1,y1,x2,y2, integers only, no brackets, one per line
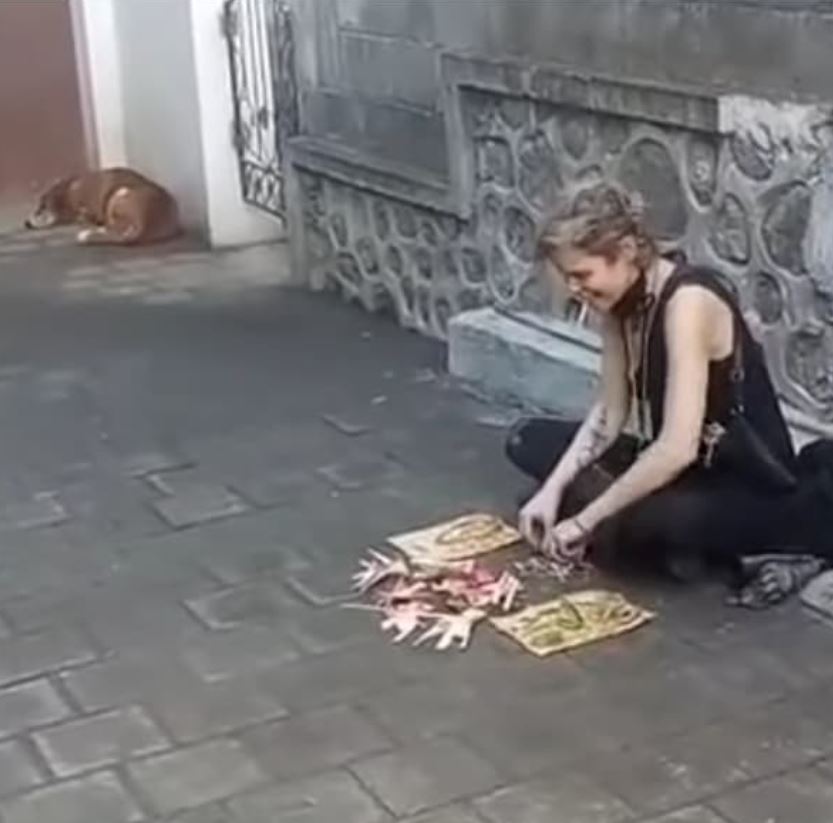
0,227,832,823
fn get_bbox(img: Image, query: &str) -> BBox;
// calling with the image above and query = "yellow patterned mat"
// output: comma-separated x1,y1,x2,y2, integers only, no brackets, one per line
491,589,655,657
388,512,521,563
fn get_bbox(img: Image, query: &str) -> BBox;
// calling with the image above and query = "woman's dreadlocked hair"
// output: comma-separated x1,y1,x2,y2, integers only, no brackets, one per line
536,179,659,272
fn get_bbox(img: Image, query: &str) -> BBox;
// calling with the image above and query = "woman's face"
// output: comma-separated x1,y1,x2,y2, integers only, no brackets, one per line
553,241,638,314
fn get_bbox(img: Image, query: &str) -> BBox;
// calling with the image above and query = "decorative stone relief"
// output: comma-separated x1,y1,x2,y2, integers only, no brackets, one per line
296,81,833,426
753,272,784,325
761,182,811,275
710,194,750,265
686,135,718,207
618,138,687,240
518,130,561,211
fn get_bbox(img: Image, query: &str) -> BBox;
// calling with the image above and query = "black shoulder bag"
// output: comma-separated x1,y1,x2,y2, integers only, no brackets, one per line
699,309,797,493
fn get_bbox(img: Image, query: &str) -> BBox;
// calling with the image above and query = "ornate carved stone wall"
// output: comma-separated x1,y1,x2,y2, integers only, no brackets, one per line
291,60,833,428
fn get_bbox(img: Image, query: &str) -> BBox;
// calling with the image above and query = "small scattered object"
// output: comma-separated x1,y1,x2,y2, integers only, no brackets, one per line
491,589,655,657
389,512,521,563
513,556,588,583
347,545,523,652
412,368,437,384
352,548,410,593
371,395,388,405
414,608,488,651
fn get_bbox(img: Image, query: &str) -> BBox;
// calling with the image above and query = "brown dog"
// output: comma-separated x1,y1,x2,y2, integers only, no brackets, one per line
25,167,181,245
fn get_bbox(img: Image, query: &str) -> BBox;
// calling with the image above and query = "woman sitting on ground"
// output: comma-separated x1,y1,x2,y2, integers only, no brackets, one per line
507,179,824,606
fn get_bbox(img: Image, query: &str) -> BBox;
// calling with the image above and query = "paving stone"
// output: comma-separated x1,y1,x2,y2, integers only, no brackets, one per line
316,456,402,491
286,566,359,606
182,626,299,682
184,581,297,630
474,771,634,823
0,493,68,531
120,451,191,478
1,770,143,823
240,705,391,779
400,805,484,823
0,678,72,737
644,809,727,823
128,739,265,816
285,604,377,655
165,803,232,823
61,652,204,712
588,726,751,815
229,469,323,509
228,770,389,823
360,680,485,744
0,628,97,687
321,414,372,436
257,644,407,712
351,736,501,817
146,677,287,743
32,705,169,777
0,740,43,797
713,767,833,823
151,485,249,529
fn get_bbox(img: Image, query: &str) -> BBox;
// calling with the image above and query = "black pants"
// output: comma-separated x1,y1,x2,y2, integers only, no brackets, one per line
506,417,800,575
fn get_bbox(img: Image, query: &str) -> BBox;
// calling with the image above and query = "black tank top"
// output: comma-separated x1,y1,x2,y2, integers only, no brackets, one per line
637,263,796,469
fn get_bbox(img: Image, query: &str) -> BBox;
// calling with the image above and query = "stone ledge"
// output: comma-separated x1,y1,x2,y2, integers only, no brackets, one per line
447,308,601,419
288,136,457,215
448,307,832,448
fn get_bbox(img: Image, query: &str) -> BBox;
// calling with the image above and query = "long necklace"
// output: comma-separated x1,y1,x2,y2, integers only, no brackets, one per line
623,263,662,448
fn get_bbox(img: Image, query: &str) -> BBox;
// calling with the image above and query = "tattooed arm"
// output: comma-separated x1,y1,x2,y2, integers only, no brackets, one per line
541,316,630,496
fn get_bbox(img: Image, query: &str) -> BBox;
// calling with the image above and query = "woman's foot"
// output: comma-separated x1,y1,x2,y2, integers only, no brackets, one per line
728,554,826,610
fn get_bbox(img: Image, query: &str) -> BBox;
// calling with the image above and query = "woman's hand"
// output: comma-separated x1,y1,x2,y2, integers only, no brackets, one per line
543,517,590,563
518,485,562,550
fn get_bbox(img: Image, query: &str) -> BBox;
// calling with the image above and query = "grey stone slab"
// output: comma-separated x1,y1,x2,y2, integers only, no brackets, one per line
166,803,232,823
359,680,486,744
1,770,143,823
448,308,600,419
146,677,287,743
184,582,298,631
128,740,265,816
0,627,97,687
0,678,72,737
316,456,402,492
227,770,389,823
60,652,205,712
401,806,484,823
284,604,377,655
589,727,751,815
182,626,299,683
120,450,191,478
286,566,358,606
0,493,69,531
351,736,502,817
240,705,392,780
151,485,249,529
321,413,372,436
229,469,324,509
0,740,43,797
339,31,439,109
256,644,407,713
32,706,169,777
644,809,727,823
474,772,634,823
713,768,833,823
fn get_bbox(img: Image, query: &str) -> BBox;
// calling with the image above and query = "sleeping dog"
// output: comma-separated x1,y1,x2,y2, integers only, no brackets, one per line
25,168,181,245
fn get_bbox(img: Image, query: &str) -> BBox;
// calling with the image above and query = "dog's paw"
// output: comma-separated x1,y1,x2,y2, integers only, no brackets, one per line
77,228,95,244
